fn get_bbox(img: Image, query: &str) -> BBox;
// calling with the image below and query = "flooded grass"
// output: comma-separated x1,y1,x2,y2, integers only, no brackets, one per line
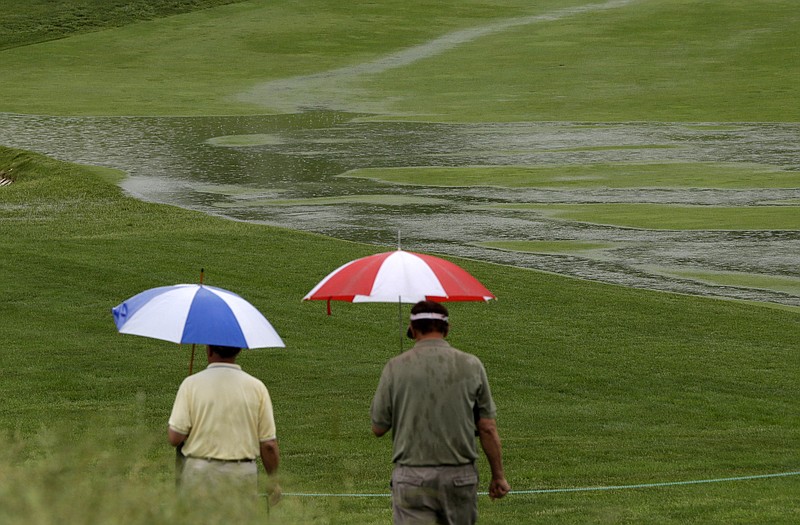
343,163,800,189
657,269,800,297
206,134,287,147
475,240,617,254
215,194,451,207
495,203,800,230
2,1,799,307
1,114,798,307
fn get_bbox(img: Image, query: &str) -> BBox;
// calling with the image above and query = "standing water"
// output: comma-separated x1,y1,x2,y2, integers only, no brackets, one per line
0,112,798,306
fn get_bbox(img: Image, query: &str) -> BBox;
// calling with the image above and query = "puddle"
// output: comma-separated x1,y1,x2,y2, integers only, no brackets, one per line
0,112,798,307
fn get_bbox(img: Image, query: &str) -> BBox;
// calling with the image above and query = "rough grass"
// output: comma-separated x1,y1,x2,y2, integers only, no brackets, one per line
2,146,799,523
0,0,242,50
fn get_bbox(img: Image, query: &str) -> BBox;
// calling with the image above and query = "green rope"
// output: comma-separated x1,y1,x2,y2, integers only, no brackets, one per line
270,470,800,498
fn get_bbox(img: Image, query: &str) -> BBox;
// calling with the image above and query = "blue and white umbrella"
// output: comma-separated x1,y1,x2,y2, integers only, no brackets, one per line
112,284,284,349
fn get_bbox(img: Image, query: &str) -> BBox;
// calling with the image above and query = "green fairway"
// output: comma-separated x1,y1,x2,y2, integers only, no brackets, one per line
495,203,800,231
0,0,798,120
0,0,556,117
363,1,800,122
342,163,800,189
2,146,799,524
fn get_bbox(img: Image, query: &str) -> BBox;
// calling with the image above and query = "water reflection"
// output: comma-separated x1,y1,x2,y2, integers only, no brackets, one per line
0,112,798,306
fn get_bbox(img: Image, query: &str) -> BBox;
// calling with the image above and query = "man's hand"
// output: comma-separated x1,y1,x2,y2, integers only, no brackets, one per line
267,481,282,506
477,418,510,500
488,477,511,500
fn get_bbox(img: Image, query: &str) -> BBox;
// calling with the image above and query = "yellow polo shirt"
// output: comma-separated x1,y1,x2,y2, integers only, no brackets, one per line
169,363,276,460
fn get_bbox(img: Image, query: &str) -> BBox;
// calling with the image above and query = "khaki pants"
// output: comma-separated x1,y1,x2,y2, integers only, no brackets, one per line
180,457,258,498
391,464,479,525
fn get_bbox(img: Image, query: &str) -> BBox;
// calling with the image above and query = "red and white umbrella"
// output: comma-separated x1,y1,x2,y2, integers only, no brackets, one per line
303,249,495,314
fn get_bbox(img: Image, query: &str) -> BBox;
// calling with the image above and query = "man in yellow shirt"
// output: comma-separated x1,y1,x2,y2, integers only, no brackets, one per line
168,344,280,503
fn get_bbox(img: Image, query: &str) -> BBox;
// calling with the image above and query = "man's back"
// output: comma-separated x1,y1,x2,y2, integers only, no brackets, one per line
371,338,496,466
170,363,275,461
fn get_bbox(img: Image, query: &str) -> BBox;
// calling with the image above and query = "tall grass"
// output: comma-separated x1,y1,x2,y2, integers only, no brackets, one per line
0,420,297,525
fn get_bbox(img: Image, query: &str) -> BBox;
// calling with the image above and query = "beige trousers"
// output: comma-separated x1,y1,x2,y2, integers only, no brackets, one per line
391,463,479,525
180,457,258,498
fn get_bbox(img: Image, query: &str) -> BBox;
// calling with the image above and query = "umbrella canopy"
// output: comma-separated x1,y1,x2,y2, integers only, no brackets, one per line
112,284,284,349
303,250,496,307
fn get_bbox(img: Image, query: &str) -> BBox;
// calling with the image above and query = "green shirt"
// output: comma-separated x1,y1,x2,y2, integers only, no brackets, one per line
370,338,497,466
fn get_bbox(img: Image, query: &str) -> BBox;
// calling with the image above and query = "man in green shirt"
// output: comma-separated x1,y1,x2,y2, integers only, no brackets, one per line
371,300,510,524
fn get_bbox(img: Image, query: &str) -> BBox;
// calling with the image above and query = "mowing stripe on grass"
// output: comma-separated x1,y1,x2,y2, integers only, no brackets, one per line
237,0,637,113
273,470,800,497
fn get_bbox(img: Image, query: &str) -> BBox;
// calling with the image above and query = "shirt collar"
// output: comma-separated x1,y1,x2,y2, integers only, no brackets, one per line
412,338,451,350
206,363,242,371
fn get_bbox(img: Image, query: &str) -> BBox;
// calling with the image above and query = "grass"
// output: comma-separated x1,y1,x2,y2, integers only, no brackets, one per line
0,0,554,116
367,0,800,122
1,0,799,522
661,269,800,297
0,1,797,120
213,195,451,208
494,203,800,230
475,240,617,254
2,146,799,523
342,163,800,189
0,0,241,50
206,134,288,147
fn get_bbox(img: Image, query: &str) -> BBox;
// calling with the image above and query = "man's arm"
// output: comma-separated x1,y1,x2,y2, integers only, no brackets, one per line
260,438,280,475
167,427,187,447
370,363,392,437
260,438,282,505
477,418,510,500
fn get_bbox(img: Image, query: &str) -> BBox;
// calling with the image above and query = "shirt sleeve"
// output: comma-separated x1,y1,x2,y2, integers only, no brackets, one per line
168,380,192,435
475,361,497,420
370,363,393,430
258,385,277,442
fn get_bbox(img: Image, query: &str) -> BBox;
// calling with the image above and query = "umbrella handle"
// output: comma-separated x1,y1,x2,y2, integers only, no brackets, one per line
398,297,403,353
188,268,203,375
189,343,196,375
